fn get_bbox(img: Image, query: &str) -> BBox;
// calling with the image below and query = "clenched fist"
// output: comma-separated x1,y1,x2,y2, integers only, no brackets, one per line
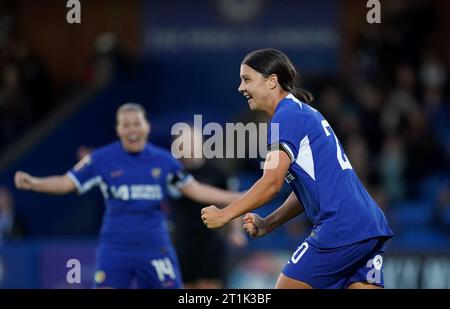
242,213,268,237
201,205,230,229
15,171,36,190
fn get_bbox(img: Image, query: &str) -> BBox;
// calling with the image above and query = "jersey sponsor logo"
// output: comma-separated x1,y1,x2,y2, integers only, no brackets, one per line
109,184,163,200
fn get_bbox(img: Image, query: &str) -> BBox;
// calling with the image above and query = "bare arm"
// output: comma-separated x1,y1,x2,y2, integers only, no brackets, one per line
14,171,76,195
179,179,242,207
201,150,291,228
243,191,304,237
265,191,304,232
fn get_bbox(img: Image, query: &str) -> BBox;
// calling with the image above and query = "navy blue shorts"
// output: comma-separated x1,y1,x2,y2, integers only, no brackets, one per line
282,237,387,289
94,246,183,289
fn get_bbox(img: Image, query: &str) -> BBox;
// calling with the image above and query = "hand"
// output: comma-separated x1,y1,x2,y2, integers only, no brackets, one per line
242,213,268,237
201,205,230,229
14,171,36,190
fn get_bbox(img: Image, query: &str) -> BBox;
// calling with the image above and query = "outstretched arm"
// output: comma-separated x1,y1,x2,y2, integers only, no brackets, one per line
201,150,291,228
14,171,76,195
243,191,304,237
179,179,242,207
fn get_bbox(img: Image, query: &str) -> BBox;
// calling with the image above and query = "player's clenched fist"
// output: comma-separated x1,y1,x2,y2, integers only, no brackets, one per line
14,171,36,190
201,205,230,229
242,213,268,237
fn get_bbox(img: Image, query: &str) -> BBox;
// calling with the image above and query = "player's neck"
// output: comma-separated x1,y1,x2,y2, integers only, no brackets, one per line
267,91,289,116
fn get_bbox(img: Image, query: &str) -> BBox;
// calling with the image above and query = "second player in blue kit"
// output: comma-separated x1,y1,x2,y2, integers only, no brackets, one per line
15,103,241,288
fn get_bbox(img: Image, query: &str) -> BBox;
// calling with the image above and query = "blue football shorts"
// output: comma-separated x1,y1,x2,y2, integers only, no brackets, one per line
282,237,388,289
94,246,183,289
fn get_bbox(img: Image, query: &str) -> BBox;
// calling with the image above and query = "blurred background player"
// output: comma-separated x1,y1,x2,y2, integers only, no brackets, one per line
14,103,241,288
202,49,393,289
169,125,247,289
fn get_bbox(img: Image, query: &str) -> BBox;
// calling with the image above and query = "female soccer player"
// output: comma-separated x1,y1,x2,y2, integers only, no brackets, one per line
201,49,393,289
14,103,241,289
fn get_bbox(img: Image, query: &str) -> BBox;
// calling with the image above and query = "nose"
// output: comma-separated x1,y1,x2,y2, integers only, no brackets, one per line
238,81,245,94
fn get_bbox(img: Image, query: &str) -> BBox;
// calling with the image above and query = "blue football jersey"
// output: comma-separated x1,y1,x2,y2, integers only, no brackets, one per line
67,141,192,251
268,94,393,248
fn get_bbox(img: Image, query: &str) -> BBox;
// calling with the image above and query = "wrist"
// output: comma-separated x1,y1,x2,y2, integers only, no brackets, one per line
222,205,236,224
30,177,39,190
264,215,275,233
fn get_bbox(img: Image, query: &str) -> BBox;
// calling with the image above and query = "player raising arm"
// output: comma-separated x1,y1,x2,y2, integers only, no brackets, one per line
15,103,241,289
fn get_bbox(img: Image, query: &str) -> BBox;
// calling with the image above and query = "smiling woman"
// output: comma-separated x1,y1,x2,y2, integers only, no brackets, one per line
202,48,393,289
238,48,313,114
14,103,243,289
115,103,151,153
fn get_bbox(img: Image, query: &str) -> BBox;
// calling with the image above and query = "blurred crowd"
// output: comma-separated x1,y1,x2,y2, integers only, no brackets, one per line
0,35,53,149
314,1,450,245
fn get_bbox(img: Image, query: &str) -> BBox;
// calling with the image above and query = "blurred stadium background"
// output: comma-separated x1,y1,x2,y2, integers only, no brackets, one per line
0,0,449,288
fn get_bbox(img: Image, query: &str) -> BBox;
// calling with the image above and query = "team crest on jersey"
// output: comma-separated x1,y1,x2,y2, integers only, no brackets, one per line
73,155,91,171
151,168,162,178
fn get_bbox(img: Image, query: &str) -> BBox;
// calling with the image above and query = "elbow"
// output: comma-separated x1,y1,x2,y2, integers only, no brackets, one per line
262,177,284,199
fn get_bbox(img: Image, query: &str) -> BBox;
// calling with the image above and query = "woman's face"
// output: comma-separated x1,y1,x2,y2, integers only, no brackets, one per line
238,64,272,113
116,110,150,153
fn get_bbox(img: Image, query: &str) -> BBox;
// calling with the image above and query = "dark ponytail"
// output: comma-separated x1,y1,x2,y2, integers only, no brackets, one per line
292,75,314,104
242,48,314,104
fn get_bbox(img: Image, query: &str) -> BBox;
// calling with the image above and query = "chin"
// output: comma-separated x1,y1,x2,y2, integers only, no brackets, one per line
249,103,259,111
124,143,145,153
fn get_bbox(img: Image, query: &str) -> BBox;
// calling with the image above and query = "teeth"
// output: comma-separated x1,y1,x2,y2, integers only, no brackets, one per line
128,135,139,142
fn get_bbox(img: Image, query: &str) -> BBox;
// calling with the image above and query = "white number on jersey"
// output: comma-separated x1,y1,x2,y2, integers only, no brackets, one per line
321,120,353,170
151,258,176,282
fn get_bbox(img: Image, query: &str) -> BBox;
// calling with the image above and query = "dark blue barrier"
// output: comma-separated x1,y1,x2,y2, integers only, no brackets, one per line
0,239,97,288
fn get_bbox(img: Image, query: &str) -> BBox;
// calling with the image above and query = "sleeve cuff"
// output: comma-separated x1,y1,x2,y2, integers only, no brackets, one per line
66,171,82,193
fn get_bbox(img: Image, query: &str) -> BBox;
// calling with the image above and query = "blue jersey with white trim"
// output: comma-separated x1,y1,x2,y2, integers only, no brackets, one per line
268,94,393,248
67,141,191,251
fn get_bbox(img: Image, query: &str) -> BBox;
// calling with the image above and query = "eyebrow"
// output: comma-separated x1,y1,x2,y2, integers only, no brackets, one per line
241,75,250,79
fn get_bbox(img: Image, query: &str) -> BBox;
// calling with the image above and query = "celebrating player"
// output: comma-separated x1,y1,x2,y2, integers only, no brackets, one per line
15,103,241,289
201,49,393,289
